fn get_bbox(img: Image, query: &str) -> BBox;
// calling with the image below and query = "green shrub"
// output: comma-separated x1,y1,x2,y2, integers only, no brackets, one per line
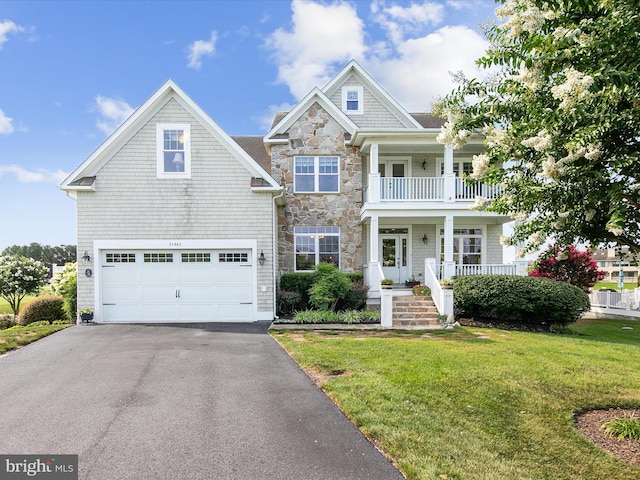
48,263,77,319
279,273,315,310
336,280,368,311
276,290,302,316
291,309,381,324
453,275,590,328
17,295,68,325
308,263,352,311
0,313,15,330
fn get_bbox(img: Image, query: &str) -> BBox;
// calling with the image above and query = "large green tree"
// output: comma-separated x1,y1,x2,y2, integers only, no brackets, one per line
435,0,640,255
1,243,76,276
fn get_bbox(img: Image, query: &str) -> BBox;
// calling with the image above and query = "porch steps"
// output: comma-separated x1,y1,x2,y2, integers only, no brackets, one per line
392,295,439,327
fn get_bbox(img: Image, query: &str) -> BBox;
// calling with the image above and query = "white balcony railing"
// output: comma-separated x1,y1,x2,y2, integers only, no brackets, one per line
367,176,502,203
380,177,444,201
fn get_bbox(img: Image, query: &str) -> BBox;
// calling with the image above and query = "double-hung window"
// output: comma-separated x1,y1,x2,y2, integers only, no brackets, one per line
157,124,191,178
294,156,339,193
341,86,363,114
440,228,483,265
294,226,340,271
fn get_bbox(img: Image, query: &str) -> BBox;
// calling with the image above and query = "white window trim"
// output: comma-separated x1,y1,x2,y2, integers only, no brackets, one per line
438,226,484,265
156,123,191,179
293,156,340,193
437,157,473,177
341,86,363,115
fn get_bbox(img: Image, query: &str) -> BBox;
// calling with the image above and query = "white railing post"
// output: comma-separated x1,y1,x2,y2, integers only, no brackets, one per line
381,287,393,327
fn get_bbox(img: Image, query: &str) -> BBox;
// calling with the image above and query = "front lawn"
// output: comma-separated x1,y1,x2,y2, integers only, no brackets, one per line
272,318,640,479
0,296,35,314
0,324,72,355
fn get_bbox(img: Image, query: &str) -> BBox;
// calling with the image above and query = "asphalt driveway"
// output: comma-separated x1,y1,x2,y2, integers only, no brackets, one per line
0,322,404,480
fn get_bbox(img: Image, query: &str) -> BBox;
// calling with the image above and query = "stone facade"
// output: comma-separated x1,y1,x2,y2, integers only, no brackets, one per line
270,103,363,274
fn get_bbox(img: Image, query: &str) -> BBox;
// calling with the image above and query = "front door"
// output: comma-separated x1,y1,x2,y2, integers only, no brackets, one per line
379,160,408,200
379,234,409,283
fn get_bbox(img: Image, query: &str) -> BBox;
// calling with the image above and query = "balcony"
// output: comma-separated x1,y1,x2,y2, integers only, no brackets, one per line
364,174,502,203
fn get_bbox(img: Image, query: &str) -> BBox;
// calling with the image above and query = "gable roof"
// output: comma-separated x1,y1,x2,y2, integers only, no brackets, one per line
263,87,359,144
410,113,445,129
322,60,424,130
60,80,280,192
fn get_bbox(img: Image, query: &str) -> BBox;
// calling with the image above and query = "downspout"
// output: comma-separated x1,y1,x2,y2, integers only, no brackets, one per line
272,188,285,320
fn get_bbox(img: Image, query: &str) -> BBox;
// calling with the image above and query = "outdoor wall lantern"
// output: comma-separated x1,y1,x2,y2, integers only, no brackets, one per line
421,160,427,170
422,234,428,245
258,251,266,266
81,251,91,264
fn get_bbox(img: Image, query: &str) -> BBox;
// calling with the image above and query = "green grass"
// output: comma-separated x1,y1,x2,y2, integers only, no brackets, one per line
0,296,36,314
594,281,636,291
0,323,72,355
272,319,640,479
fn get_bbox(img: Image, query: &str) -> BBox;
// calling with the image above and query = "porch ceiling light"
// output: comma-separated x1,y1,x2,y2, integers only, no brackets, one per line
422,234,428,245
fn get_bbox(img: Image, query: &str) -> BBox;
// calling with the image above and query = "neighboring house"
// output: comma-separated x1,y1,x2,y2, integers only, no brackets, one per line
61,60,518,323
592,247,639,284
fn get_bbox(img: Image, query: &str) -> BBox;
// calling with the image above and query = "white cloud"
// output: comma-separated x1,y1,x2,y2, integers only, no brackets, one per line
367,25,489,111
0,165,68,183
265,0,366,99
187,31,217,70
371,0,444,46
95,95,134,135
0,20,24,49
0,108,14,135
265,0,489,112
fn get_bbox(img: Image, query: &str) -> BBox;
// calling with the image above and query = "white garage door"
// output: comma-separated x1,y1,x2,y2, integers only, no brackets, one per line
100,250,253,322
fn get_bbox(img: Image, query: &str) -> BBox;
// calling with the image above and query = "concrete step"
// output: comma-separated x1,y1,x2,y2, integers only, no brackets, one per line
391,295,440,327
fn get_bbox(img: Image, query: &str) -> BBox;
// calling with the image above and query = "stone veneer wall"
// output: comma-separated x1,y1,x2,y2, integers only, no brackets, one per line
270,103,363,274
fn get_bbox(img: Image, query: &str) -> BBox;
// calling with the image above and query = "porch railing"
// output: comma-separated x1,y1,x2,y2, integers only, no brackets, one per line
455,264,517,276
371,176,502,202
380,177,444,201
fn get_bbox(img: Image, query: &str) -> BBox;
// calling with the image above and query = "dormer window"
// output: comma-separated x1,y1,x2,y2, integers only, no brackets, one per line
342,86,363,115
157,124,191,178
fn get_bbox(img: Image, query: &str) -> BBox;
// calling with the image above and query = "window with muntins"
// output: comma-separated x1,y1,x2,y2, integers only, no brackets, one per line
440,228,482,265
294,156,339,193
157,124,190,178
341,86,363,114
294,226,340,271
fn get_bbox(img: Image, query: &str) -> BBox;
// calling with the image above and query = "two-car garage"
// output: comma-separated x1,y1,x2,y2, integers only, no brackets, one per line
95,242,256,323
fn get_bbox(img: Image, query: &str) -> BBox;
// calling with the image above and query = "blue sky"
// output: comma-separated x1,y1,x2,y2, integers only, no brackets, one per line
0,0,496,252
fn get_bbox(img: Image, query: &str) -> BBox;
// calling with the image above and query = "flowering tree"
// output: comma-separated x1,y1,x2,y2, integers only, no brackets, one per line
435,0,640,255
529,245,605,292
0,255,49,317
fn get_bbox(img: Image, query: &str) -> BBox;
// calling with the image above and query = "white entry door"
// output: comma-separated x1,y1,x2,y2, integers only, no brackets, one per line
379,235,410,283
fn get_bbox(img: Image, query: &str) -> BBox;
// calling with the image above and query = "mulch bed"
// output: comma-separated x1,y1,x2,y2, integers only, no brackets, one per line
574,408,640,468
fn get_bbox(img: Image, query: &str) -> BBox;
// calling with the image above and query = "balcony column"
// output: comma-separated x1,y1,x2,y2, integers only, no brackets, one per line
368,143,380,202
442,214,456,278
443,144,456,203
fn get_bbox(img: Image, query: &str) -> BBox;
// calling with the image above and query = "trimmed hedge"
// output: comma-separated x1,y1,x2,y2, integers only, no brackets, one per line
17,295,68,325
453,275,590,327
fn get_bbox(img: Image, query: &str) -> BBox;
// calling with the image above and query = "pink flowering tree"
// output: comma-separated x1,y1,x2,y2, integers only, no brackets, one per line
0,255,49,317
529,245,605,292
435,0,640,255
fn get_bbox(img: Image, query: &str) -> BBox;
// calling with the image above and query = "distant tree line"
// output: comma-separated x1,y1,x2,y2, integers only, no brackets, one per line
1,243,76,271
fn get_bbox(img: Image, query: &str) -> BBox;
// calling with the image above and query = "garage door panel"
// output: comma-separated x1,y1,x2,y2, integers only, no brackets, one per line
218,285,252,303
220,266,252,284
143,303,180,322
218,303,252,321
179,286,216,302
102,265,141,284
141,285,180,302
103,285,142,304
141,267,180,284
102,304,143,322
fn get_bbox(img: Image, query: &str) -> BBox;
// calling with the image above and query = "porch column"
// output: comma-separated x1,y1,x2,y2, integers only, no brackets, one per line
442,214,455,278
443,145,456,203
368,143,380,202
369,216,381,290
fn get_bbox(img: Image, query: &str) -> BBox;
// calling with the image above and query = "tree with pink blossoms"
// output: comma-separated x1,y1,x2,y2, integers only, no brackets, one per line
529,245,605,292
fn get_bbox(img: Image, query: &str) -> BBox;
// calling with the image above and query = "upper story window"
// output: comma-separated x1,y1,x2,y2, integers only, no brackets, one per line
341,86,363,114
157,124,191,178
294,156,339,193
